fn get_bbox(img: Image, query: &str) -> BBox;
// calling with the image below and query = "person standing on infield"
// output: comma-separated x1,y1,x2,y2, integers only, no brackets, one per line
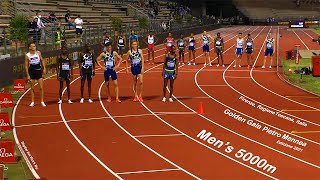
234,32,244,68
202,30,214,66
177,34,186,64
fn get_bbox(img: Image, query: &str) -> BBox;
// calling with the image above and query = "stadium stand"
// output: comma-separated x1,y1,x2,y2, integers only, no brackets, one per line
234,0,320,22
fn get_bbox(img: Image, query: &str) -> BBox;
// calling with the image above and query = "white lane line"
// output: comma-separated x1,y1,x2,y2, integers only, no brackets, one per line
292,30,309,50
250,28,320,127
134,134,184,138
116,168,181,175
141,26,279,179
199,85,228,87
224,76,251,79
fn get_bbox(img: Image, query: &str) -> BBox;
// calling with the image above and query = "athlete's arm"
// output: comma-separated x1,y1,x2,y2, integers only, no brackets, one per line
140,49,144,74
39,51,46,74
24,54,31,82
175,54,178,78
96,52,105,70
154,36,158,44
125,50,130,73
124,37,127,48
143,36,147,45
162,55,167,77
114,52,122,69
163,38,167,45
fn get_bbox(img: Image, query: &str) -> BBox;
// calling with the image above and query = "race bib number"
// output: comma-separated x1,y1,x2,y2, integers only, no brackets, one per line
179,42,184,46
62,63,70,70
267,43,272,48
119,39,123,43
148,39,154,44
204,40,209,44
190,42,194,46
30,57,40,65
247,42,252,46
167,61,175,68
167,42,172,47
216,41,221,45
105,61,114,68
85,59,92,66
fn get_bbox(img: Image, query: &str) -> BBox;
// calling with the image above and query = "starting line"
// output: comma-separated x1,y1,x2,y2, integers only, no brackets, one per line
15,112,196,128
115,168,181,175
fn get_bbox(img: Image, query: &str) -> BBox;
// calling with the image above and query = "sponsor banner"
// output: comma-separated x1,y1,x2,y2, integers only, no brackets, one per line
0,140,16,163
13,79,26,92
0,93,13,108
0,113,12,131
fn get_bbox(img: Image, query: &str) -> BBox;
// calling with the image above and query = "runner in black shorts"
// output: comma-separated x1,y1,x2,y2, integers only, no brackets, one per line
177,34,186,64
24,42,47,107
57,47,73,104
214,32,224,67
245,33,254,68
79,44,97,103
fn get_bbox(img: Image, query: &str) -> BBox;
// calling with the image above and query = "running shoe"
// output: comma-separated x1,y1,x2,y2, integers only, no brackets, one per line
162,97,166,102
139,97,144,102
193,63,196,65
80,98,84,103
58,100,62,104
233,65,236,68
269,66,272,69
88,99,93,103
222,64,225,67
29,102,35,107
107,97,111,103
68,99,73,104
169,98,173,102
133,97,138,102
217,64,220,67
188,63,191,65
209,63,212,66
116,99,121,103
261,66,265,69
41,102,46,107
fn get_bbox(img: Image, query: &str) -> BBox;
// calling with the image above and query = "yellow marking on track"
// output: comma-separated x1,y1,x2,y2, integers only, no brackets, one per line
291,130,320,134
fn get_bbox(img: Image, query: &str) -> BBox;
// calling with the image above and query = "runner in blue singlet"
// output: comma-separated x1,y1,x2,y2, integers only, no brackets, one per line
262,32,274,69
188,33,196,65
126,41,145,102
97,42,122,103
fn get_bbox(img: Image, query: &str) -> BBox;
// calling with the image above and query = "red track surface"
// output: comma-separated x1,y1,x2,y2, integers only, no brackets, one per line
13,26,320,179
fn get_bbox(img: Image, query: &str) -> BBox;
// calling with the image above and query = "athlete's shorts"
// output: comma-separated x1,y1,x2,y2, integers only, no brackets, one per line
265,48,273,56
189,46,195,51
58,71,71,81
148,44,155,50
166,46,172,52
131,65,142,75
246,48,253,54
117,46,125,54
216,47,223,54
203,45,210,52
236,48,243,56
164,70,175,80
104,69,117,81
76,28,83,35
179,48,184,56
28,69,42,80
81,68,93,81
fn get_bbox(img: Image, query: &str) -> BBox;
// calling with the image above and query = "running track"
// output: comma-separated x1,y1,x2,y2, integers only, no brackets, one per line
13,26,320,179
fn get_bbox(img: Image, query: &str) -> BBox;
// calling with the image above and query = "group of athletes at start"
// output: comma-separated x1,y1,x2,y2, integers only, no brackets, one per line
24,30,274,107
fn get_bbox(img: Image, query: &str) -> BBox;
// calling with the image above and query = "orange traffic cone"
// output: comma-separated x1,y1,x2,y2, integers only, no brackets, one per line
198,102,204,114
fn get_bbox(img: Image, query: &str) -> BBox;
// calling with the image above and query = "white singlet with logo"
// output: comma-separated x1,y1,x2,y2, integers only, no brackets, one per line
148,36,154,44
236,38,244,48
27,52,41,66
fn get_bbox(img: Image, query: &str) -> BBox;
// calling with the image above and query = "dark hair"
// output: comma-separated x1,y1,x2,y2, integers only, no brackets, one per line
248,33,251,36
171,45,176,50
61,47,68,55
239,32,242,35
105,42,112,47
217,32,220,35
84,44,91,53
28,42,36,48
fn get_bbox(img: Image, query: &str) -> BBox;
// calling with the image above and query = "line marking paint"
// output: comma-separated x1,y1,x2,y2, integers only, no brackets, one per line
285,96,319,99
291,130,320,134
134,134,184,138
116,168,181,175
225,76,251,79
199,85,228,87
281,109,320,112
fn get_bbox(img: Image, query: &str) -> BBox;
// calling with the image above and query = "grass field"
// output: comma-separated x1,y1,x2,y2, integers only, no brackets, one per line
282,58,320,95
1,71,56,180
